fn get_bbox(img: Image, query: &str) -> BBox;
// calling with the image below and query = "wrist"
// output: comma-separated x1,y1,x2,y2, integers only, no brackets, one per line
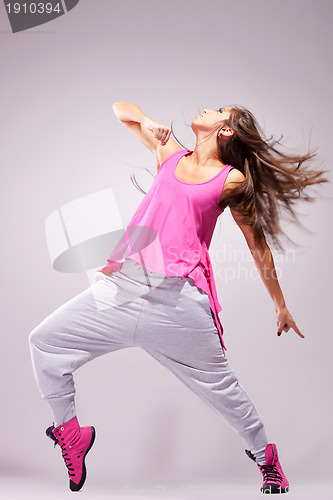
142,115,150,128
142,115,154,129
274,300,286,312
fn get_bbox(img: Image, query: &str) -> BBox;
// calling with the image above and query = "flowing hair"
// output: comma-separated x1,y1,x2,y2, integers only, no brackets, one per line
130,106,330,252
215,106,329,251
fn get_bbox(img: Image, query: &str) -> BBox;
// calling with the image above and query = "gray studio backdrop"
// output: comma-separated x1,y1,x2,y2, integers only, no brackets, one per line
1,0,332,496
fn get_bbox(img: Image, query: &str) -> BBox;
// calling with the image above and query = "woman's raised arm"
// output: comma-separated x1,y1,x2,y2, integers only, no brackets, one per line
112,102,181,167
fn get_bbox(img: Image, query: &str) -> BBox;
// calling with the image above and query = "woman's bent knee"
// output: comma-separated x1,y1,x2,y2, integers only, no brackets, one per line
29,326,40,347
29,322,51,349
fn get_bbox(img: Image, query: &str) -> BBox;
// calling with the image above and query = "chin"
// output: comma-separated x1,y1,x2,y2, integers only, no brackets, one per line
191,119,199,132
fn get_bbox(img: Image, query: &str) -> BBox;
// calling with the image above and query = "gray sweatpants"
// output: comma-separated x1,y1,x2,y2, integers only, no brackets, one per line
29,258,268,458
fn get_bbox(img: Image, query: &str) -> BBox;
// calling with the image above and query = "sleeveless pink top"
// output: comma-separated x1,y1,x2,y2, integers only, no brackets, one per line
98,149,234,350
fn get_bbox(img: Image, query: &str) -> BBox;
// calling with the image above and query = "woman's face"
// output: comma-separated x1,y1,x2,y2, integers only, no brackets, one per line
191,107,232,135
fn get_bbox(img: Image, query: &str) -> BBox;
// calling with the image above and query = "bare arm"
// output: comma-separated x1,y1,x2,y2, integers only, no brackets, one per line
230,207,304,338
112,102,181,169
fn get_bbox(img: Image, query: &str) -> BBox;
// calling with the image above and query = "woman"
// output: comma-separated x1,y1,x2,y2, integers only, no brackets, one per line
29,102,328,494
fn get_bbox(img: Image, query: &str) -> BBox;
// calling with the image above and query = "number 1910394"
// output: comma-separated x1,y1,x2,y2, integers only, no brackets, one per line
5,2,61,14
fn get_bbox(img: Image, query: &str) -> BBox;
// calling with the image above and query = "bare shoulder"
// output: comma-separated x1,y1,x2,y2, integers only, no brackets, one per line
156,140,185,171
225,168,246,188
220,168,245,204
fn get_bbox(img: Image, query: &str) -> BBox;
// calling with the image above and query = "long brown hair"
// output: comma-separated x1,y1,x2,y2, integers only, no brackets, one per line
215,106,329,251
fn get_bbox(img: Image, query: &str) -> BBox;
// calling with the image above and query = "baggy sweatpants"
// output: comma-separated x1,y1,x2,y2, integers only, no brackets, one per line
29,258,268,456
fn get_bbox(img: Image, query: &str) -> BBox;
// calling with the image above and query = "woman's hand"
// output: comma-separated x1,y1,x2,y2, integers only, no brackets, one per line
112,102,176,155
275,305,304,338
143,118,172,146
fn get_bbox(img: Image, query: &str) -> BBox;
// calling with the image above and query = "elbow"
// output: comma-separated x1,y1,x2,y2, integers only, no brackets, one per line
250,241,270,265
112,101,124,109
112,101,122,118
112,102,137,123
246,232,268,256
112,101,129,120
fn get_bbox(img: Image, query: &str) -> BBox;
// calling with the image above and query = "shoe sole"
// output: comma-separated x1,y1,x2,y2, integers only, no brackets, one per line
69,426,96,492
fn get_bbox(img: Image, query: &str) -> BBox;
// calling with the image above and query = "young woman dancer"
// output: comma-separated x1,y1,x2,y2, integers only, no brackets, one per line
29,102,328,494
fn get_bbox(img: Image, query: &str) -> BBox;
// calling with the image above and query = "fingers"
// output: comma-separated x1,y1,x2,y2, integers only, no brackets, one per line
277,321,304,338
159,129,168,145
277,319,284,336
152,125,172,145
292,323,305,338
161,128,172,146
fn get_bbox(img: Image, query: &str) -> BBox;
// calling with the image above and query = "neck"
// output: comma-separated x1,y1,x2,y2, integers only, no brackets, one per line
190,133,223,168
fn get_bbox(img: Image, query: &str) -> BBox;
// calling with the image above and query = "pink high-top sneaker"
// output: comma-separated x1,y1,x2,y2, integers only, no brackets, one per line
46,416,95,491
245,443,289,494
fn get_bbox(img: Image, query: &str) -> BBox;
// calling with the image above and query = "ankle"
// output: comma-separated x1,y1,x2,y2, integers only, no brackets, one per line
252,447,267,466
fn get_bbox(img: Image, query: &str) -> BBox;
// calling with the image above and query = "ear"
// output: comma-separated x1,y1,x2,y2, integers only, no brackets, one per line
218,127,234,138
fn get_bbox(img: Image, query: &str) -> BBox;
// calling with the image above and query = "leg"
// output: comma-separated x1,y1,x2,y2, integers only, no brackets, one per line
29,270,144,426
29,260,155,492
135,277,268,458
135,276,290,493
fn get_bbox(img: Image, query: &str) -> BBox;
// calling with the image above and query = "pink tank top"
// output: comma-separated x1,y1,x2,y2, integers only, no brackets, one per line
98,149,234,350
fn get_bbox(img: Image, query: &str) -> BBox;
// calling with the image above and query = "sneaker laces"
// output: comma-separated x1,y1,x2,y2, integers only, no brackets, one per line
46,425,75,477
59,441,75,478
259,464,283,484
